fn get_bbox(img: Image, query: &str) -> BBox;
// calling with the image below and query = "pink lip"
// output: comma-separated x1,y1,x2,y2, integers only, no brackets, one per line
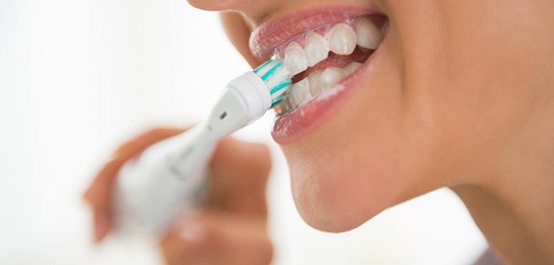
249,6,386,144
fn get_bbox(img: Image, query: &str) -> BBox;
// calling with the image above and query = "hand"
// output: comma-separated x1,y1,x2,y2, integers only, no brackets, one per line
83,128,273,265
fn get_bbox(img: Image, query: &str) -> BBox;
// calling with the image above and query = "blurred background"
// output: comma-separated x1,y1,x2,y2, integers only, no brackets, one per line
0,0,487,264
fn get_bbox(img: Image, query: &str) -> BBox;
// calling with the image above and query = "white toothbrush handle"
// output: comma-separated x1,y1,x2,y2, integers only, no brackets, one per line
113,126,217,235
112,70,282,236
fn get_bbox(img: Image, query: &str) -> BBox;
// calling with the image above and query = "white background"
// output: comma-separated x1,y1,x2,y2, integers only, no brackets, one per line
0,0,487,264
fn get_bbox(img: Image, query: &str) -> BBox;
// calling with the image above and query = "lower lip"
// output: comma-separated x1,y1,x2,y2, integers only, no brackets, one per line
272,37,387,144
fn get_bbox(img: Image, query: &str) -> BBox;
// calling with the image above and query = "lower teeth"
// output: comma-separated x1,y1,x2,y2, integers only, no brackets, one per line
275,61,363,114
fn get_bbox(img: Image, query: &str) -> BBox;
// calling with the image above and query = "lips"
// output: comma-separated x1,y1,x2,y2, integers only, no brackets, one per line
249,6,388,143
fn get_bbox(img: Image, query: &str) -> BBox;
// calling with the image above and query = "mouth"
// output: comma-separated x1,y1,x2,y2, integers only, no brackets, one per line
250,6,389,143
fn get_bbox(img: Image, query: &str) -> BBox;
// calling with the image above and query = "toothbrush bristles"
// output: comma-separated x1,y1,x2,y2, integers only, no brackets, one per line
254,59,292,105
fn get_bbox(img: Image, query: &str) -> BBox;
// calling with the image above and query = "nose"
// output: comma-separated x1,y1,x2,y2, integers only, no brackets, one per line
187,0,278,23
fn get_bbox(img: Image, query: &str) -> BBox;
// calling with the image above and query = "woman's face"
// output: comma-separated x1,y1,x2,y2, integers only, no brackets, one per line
189,0,553,231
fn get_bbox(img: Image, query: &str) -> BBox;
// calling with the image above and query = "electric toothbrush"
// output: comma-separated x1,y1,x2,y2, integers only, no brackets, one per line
114,59,291,235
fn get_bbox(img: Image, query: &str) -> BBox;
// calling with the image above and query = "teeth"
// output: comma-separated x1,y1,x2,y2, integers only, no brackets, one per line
304,32,329,67
276,17,387,113
278,63,359,112
356,18,383,50
284,42,309,76
343,62,363,76
274,93,295,114
290,78,312,106
321,67,345,89
328,23,357,55
308,71,323,96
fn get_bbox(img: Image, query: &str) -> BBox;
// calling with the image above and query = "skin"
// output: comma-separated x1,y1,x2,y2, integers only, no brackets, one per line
85,0,554,264
84,129,273,264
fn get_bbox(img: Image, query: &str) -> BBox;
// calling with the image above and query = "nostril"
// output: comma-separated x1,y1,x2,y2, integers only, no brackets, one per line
186,0,231,11
187,0,274,16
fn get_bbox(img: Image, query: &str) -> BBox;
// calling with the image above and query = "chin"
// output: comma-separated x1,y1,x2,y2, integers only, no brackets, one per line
281,124,396,233
289,169,377,232
287,154,389,232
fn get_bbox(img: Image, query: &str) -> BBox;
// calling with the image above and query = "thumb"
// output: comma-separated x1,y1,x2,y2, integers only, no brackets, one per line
208,138,272,215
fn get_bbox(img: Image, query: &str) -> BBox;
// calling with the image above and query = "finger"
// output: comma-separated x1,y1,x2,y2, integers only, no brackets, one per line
115,128,184,159
209,138,272,215
83,157,125,242
85,128,185,204
92,206,111,243
160,212,273,265
83,127,185,242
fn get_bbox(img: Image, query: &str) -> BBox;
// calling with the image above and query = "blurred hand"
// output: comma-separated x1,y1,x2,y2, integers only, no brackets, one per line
83,128,273,265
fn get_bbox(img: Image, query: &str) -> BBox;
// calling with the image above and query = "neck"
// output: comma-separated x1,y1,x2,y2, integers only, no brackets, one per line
453,105,554,265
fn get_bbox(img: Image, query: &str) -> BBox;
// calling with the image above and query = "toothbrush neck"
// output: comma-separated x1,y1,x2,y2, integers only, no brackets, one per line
199,122,227,142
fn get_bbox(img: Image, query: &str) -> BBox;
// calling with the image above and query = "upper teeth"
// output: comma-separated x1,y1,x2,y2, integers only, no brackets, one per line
283,42,309,76
281,18,383,76
356,18,383,49
329,23,358,55
304,32,329,67
277,17,384,113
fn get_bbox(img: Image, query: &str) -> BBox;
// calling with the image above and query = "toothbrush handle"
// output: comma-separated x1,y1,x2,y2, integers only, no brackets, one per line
113,127,217,236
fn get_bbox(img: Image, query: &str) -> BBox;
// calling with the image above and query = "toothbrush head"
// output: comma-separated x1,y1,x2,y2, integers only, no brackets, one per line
253,59,292,107
203,59,292,139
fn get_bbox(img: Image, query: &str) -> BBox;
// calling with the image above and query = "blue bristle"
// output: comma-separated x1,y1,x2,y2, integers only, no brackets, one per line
271,97,284,107
261,61,283,82
253,60,273,74
253,59,292,107
270,79,292,95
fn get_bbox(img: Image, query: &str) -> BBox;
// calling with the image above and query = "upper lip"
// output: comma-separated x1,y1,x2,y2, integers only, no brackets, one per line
249,6,375,61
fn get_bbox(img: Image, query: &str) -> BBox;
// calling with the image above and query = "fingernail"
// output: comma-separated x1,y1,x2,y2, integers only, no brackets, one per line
94,215,109,244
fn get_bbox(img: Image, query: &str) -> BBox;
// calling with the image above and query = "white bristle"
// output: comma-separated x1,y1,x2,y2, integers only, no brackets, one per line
271,86,287,100
266,71,290,91
254,60,278,78
253,59,292,103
